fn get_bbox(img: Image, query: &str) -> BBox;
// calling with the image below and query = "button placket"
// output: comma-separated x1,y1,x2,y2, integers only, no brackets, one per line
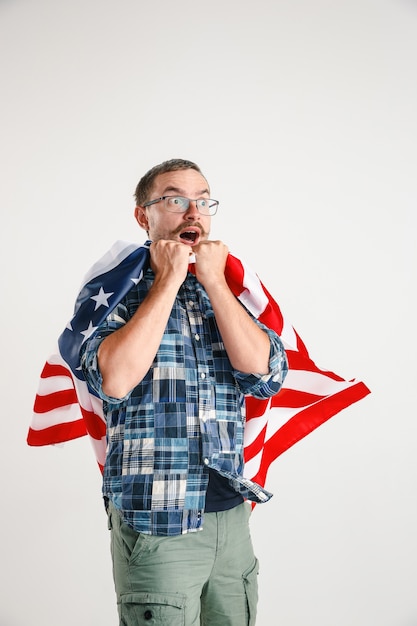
184,284,210,387
183,279,213,468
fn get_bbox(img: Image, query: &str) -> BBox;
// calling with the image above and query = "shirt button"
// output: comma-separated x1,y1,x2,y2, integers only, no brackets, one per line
200,372,206,379
195,333,200,341
204,458,209,465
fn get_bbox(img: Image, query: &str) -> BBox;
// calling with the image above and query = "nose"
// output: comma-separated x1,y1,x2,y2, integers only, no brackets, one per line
184,199,200,220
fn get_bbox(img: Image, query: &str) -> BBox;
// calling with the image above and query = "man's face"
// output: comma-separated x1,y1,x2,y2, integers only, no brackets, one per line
135,168,212,247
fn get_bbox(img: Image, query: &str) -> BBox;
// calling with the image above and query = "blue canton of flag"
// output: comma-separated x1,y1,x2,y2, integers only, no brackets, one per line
58,241,151,381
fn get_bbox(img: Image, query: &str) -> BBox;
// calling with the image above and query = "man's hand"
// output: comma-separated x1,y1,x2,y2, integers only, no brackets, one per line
193,239,271,375
193,240,229,288
150,239,192,289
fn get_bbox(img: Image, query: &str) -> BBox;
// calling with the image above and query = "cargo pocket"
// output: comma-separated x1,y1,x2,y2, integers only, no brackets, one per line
119,592,186,626
242,557,259,626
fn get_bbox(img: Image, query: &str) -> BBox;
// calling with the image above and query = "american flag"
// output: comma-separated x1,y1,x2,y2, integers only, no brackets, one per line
27,240,370,486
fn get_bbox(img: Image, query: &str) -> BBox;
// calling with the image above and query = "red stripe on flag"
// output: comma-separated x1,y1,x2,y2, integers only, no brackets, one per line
34,389,78,413
285,350,345,381
27,419,87,446
250,381,370,488
82,412,106,440
27,405,105,446
224,255,246,297
245,389,325,416
40,362,72,379
270,388,325,409
257,286,284,335
245,396,269,418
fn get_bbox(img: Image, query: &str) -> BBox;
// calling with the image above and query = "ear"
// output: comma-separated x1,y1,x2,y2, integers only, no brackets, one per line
134,205,149,231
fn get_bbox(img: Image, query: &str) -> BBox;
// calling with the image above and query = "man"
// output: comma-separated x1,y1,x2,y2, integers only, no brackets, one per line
80,158,288,625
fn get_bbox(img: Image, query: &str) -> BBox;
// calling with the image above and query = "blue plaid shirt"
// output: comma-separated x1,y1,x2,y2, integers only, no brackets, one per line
81,268,288,535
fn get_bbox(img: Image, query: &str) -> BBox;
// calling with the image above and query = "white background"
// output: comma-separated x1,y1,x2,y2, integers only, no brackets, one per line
1,0,416,624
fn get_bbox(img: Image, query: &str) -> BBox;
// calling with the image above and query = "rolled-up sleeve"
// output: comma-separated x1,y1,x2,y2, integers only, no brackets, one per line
80,301,132,404
234,323,288,399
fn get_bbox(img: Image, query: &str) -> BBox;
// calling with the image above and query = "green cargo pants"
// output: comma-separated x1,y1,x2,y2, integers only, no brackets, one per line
107,501,259,626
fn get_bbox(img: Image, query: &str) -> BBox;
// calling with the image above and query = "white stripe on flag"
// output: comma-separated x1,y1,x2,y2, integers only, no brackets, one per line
30,403,85,429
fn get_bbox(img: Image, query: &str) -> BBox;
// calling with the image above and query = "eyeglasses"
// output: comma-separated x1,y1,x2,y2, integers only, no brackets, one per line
143,195,219,216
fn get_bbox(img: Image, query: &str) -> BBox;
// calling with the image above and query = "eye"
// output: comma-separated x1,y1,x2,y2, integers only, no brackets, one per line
167,196,187,209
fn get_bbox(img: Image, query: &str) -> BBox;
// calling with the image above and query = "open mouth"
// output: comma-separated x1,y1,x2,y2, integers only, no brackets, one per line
179,231,198,244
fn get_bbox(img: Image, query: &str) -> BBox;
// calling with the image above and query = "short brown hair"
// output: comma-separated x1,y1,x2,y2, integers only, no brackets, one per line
134,159,204,206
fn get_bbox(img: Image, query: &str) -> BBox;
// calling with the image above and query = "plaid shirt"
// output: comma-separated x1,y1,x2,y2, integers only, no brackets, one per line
81,268,288,536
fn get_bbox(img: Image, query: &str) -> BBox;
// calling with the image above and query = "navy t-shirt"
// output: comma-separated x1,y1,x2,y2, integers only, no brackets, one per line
204,468,244,512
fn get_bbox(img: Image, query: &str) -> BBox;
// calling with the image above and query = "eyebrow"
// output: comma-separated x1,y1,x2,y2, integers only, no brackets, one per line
161,185,210,197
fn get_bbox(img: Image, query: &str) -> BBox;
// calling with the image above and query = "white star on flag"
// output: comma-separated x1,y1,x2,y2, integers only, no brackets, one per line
131,276,141,285
90,287,114,310
80,320,98,342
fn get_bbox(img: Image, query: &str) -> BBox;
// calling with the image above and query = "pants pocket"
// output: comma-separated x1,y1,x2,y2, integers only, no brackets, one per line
119,592,186,626
242,557,259,626
108,501,150,565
